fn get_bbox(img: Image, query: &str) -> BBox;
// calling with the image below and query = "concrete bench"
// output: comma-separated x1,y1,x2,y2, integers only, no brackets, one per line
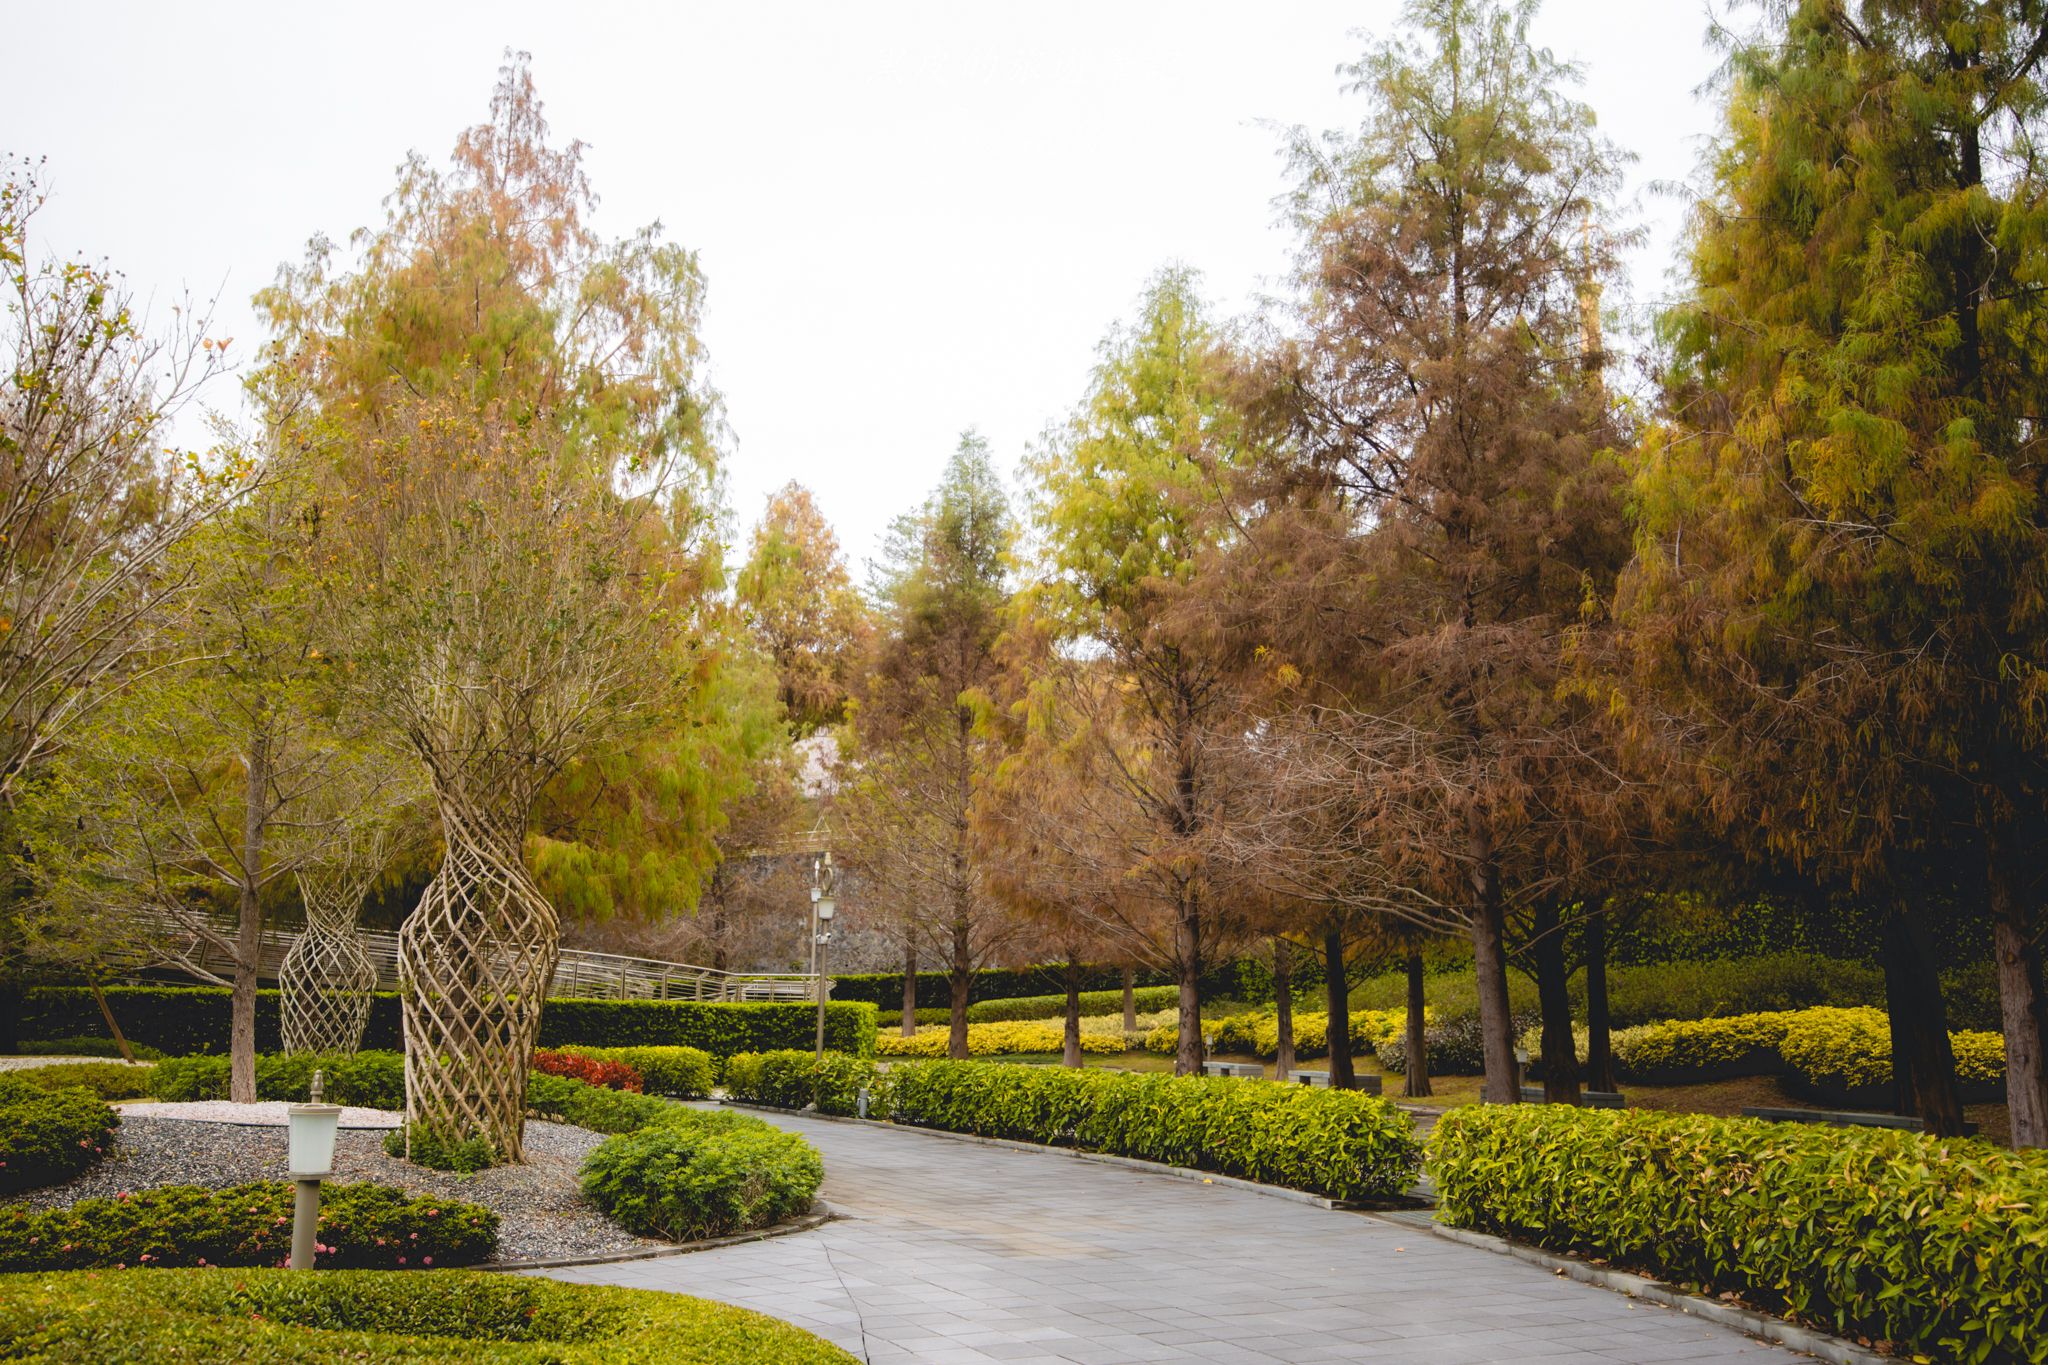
1293,1071,1381,1095
1520,1086,1626,1109
1740,1105,1972,1135
1202,1061,1264,1080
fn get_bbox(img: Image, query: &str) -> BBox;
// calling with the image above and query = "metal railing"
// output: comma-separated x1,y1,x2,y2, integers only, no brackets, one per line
115,908,818,1004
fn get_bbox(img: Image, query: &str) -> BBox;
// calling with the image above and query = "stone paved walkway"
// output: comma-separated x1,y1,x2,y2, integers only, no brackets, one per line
537,1110,1805,1363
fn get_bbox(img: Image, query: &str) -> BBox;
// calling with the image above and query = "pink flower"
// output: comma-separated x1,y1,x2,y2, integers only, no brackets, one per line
422,1256,432,1265
397,1255,407,1264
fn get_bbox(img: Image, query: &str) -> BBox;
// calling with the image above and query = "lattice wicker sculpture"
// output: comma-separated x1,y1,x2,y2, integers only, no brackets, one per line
399,799,560,1163
279,862,381,1056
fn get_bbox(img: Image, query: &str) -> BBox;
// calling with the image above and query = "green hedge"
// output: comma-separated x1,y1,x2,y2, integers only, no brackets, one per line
1430,1105,2048,1363
0,1180,497,1270
964,985,1181,1023
537,998,876,1058
23,986,877,1062
725,1049,879,1115
766,1057,1420,1201
0,1268,857,1362
0,1073,118,1194
150,1050,407,1107
830,963,1171,1010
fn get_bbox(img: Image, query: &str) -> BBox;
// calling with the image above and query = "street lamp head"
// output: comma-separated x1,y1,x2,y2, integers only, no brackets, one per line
287,1068,343,1179
816,895,835,922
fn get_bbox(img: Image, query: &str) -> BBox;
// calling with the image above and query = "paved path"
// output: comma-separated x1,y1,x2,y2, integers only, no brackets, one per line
538,1111,1804,1364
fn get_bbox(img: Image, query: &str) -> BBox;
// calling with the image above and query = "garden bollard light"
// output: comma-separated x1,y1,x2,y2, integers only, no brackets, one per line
857,1085,870,1119
287,1069,342,1270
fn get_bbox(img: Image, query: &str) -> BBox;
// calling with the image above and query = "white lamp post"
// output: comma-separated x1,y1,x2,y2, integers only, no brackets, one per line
812,851,836,1072
287,1069,342,1270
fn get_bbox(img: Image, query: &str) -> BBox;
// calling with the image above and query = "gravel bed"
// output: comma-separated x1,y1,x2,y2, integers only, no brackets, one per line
13,1113,667,1264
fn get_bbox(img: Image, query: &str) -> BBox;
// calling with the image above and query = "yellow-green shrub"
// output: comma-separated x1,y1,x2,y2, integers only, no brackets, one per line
1610,1011,1796,1079
874,1020,1123,1058
1777,1006,2006,1092
1145,1008,1413,1060
1431,1105,2048,1363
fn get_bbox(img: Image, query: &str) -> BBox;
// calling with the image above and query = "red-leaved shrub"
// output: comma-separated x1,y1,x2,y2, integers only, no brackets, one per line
532,1049,643,1092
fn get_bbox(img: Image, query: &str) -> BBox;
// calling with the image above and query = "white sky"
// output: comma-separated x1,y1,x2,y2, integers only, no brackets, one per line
5,1,1729,572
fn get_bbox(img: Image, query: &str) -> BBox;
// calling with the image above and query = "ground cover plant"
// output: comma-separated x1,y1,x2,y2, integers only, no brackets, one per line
531,1048,644,1092
0,1073,118,1194
0,1180,497,1270
0,1268,857,1363
1430,1105,2048,1363
8,1060,154,1100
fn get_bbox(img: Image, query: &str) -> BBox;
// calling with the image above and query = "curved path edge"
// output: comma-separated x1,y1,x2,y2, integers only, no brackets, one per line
480,1202,835,1272
1425,1222,1887,1365
718,1100,1418,1210
538,1104,1809,1362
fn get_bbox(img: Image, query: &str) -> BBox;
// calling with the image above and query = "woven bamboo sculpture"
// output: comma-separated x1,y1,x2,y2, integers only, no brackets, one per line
399,796,559,1163
279,858,381,1056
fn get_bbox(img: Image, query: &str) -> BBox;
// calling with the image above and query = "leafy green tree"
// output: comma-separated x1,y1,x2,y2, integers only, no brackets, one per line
1019,267,1255,1075
13,459,418,1101
1617,0,2048,1143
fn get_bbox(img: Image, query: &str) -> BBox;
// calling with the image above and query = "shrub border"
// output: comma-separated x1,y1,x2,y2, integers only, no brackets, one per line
1421,1219,1886,1365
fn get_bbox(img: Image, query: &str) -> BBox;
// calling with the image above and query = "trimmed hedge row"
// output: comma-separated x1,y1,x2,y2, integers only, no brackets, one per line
150,1050,407,1108
724,1052,1422,1201
724,1050,876,1115
0,1181,498,1270
830,963,1174,1010
0,1268,858,1363
964,986,1182,1023
876,1020,1126,1057
1430,1105,2048,1363
23,986,877,1061
1610,1006,2006,1100
0,1073,118,1194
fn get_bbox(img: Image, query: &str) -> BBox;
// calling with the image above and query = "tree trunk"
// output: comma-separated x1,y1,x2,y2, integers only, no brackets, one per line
1173,886,1204,1077
1531,902,1581,1106
1272,937,1294,1082
90,979,136,1064
1878,898,1966,1137
900,941,918,1037
1466,809,1519,1103
1121,964,1136,1032
230,724,271,1105
1063,955,1082,1068
947,911,971,1061
1403,947,1431,1098
1987,834,2048,1147
1322,928,1354,1090
1583,912,1616,1093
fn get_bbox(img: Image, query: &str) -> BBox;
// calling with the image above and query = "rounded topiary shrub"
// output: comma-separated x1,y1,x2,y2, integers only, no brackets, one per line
0,1072,118,1194
0,1268,856,1363
580,1111,822,1242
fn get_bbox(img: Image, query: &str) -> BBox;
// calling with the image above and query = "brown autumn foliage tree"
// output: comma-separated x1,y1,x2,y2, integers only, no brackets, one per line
1231,0,1632,1102
737,482,871,735
840,434,1019,1058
